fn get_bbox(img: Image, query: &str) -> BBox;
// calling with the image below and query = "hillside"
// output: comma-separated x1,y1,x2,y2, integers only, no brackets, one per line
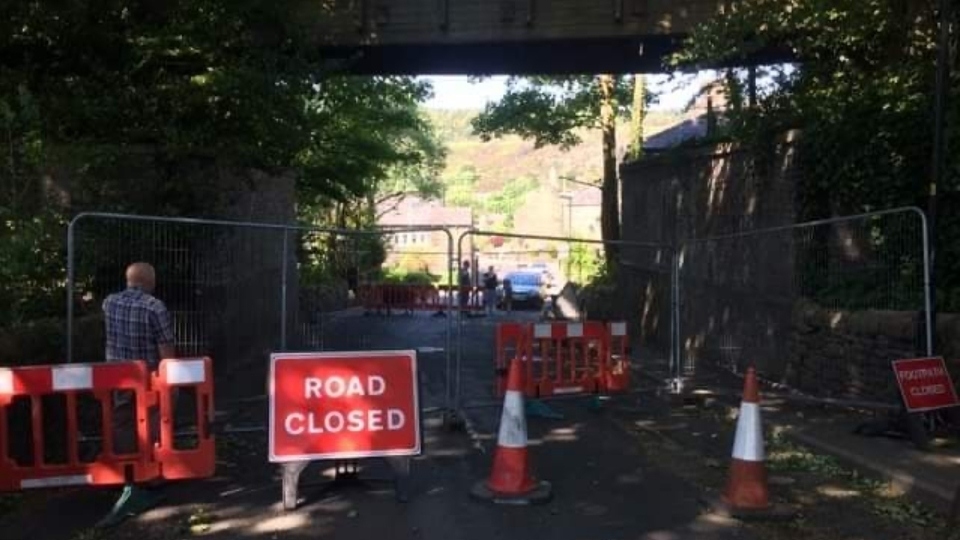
425,108,687,193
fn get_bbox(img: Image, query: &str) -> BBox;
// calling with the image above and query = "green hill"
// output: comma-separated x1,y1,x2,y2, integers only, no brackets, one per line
425,108,686,194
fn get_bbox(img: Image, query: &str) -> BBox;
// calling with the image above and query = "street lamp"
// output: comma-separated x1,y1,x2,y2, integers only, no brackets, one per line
559,192,573,278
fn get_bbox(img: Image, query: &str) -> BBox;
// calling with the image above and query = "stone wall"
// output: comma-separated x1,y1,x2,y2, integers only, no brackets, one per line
788,301,959,402
616,132,800,353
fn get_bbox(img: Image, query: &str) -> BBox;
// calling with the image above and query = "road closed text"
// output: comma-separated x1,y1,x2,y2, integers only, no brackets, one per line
283,375,406,435
270,352,420,461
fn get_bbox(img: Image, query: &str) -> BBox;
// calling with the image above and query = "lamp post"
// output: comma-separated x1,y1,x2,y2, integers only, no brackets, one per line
559,192,573,278
930,0,951,353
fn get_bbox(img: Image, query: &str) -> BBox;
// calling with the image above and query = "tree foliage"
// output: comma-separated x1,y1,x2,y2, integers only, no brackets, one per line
673,0,960,308
672,0,942,215
0,0,446,327
471,76,639,268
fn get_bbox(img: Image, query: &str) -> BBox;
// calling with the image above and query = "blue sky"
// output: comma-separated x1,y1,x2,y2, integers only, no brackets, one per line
420,72,722,111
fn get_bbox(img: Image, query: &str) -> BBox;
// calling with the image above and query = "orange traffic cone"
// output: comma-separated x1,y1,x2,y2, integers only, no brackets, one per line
471,357,552,505
722,366,769,511
710,366,795,520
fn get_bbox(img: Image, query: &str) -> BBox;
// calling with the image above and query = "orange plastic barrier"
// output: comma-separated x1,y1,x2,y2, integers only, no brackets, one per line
153,357,216,480
0,358,216,492
359,283,485,314
495,323,532,396
604,322,631,392
530,322,605,397
494,321,632,399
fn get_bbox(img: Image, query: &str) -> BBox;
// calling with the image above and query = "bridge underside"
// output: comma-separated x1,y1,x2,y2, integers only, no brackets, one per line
320,36,791,75
308,0,792,75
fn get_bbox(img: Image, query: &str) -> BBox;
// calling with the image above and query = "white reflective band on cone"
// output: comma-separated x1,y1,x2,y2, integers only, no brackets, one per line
166,359,206,384
497,391,528,448
22,474,92,489
731,402,765,462
52,366,93,391
0,369,12,394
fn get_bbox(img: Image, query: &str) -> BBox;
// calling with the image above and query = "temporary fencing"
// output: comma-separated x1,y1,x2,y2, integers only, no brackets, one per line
0,357,214,491
454,229,670,413
675,207,933,408
65,213,458,417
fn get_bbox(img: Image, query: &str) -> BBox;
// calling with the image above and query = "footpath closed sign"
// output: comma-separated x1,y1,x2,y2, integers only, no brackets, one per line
269,350,421,462
892,357,959,413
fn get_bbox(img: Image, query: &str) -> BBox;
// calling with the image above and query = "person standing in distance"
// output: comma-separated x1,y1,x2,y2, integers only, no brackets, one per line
482,265,498,316
100,262,176,525
458,260,472,315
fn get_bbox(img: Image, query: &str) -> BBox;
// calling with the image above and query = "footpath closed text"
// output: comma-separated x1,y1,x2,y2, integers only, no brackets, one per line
896,365,950,397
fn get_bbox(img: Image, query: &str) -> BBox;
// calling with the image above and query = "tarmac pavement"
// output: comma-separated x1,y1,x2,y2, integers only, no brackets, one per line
0,309,951,540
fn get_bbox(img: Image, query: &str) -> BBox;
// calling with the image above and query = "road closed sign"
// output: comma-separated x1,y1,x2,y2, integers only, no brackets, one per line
269,350,421,462
892,357,959,413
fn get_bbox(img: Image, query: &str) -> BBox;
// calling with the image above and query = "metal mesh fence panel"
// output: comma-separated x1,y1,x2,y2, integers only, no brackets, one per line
68,215,291,404
619,243,676,358
677,208,930,404
68,215,456,411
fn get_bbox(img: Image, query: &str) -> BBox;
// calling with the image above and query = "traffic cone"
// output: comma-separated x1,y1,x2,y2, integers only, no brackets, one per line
471,357,552,505
708,366,795,520
722,366,769,511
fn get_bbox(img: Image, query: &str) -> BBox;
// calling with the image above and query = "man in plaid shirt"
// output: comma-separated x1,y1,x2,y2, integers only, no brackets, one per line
100,262,176,525
103,262,176,367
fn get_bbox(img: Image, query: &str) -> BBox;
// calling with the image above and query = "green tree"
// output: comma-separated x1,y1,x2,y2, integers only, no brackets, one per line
627,75,647,161
471,76,638,269
0,1,449,324
672,0,960,308
442,165,481,208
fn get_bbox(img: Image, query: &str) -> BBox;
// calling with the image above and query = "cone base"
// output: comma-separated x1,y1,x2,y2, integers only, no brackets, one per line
470,480,553,506
701,494,797,522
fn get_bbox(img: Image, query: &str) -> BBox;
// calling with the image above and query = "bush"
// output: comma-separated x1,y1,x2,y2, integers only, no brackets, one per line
380,268,437,286
0,314,104,367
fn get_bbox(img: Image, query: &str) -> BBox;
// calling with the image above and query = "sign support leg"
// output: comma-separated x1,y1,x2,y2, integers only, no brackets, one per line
282,461,309,511
387,456,412,503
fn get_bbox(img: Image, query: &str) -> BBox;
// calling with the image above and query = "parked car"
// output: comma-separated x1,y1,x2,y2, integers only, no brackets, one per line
499,271,545,308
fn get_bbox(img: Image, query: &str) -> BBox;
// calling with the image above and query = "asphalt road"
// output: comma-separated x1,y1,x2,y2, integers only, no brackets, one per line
0,309,751,540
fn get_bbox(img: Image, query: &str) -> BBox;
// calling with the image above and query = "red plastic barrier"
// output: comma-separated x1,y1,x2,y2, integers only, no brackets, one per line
0,361,160,490
604,322,631,392
530,322,605,397
0,358,217,492
359,283,473,314
493,320,633,399
153,357,216,480
495,323,531,396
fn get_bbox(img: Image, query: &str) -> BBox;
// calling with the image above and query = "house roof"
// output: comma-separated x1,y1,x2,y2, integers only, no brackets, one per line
643,116,709,151
378,196,473,227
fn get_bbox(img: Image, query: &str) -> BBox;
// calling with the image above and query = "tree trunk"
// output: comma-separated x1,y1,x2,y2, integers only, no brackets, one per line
598,74,620,270
628,74,646,161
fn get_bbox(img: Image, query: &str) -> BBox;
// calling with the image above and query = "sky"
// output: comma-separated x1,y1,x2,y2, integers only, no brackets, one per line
420,72,722,112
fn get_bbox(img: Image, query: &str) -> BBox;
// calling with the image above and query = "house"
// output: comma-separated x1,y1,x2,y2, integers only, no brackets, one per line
377,196,474,277
564,187,602,240
644,79,729,153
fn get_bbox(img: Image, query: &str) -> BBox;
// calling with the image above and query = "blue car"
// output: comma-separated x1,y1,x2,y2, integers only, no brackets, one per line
499,271,545,308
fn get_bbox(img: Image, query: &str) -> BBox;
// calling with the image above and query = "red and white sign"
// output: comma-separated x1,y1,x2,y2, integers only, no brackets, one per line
269,350,421,462
892,357,959,413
